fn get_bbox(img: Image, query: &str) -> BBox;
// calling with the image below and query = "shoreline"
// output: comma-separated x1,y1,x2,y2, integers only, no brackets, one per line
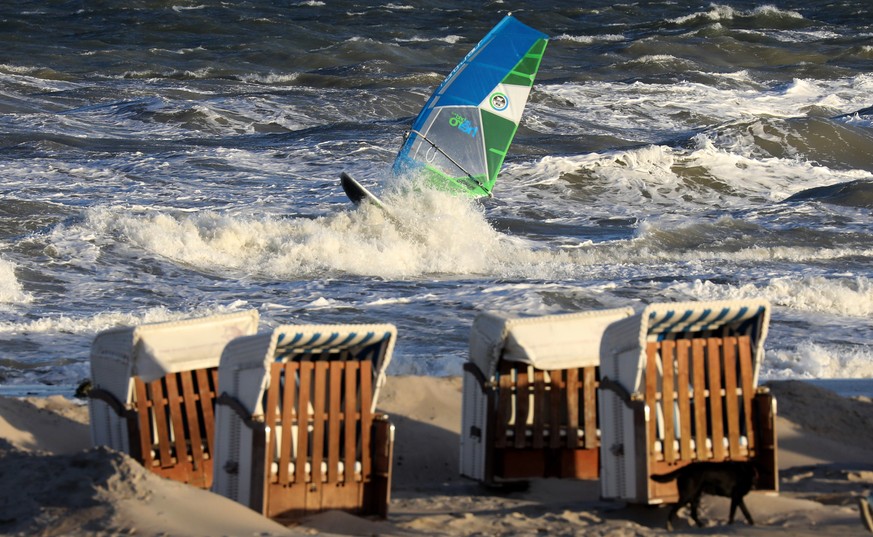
1,377,872,536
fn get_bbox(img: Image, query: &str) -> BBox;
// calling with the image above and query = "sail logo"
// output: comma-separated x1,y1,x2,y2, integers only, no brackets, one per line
449,113,479,138
490,92,509,111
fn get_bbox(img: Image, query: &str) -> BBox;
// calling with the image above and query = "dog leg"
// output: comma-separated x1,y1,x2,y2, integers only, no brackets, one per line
665,492,692,532
665,503,681,531
689,492,705,527
728,496,754,525
738,499,754,525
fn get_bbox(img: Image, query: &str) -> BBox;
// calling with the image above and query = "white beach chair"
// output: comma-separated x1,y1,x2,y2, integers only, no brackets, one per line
460,308,634,486
211,323,396,522
88,309,260,488
598,299,778,504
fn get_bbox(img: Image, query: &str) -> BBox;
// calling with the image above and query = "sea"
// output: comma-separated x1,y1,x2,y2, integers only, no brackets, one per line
1,1,871,397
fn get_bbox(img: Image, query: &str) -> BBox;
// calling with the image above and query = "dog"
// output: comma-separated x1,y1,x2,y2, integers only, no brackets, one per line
651,461,758,531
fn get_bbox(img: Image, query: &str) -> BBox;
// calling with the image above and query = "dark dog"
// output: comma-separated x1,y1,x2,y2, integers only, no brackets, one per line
651,461,758,531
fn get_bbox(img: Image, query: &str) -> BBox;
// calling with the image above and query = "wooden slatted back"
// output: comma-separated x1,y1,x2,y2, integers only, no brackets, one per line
131,367,218,488
493,362,599,451
262,359,374,519
645,335,757,465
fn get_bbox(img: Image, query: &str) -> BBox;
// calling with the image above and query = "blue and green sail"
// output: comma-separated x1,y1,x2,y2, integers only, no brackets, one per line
392,15,548,197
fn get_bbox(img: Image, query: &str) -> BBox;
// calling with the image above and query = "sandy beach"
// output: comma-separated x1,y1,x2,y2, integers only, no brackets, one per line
1,376,872,537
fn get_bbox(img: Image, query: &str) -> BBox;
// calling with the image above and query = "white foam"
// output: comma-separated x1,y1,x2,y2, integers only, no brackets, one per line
0,258,32,307
667,276,873,318
764,341,873,379
531,73,873,141
670,4,802,25
0,303,249,336
508,133,873,217
171,4,206,11
555,34,624,44
78,188,566,280
625,54,695,67
395,35,463,44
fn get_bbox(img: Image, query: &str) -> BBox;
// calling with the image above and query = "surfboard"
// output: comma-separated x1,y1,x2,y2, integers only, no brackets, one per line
340,172,385,208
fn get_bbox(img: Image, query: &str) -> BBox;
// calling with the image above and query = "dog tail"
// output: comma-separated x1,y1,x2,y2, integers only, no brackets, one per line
650,467,684,483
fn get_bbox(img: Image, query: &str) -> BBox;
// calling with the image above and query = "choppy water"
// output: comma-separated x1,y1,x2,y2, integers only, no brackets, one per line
1,1,871,395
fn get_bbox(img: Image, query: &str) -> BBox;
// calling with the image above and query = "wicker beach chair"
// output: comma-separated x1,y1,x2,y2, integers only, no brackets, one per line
88,310,260,489
211,323,396,522
598,299,778,504
460,308,634,486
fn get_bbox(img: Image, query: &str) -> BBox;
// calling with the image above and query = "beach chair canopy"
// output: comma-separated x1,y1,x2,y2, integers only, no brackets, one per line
601,299,770,392
218,323,396,415
89,309,260,403
468,308,635,378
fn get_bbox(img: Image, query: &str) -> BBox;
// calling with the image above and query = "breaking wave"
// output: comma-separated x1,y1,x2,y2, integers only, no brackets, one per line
0,258,32,307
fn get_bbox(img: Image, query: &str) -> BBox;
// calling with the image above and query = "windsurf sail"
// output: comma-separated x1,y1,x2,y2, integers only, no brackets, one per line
392,15,548,198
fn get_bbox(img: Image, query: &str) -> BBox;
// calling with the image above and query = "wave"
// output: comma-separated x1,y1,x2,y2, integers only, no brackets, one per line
707,116,873,174
64,194,872,286
0,303,248,337
394,35,463,45
77,190,566,280
784,179,873,208
667,276,873,318
669,4,805,28
555,34,625,44
764,341,873,379
0,258,32,307
511,137,873,214
531,73,873,144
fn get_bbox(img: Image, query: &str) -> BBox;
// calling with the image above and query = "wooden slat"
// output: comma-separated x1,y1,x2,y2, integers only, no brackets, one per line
495,368,513,449
196,368,217,459
514,367,529,449
676,340,692,461
722,337,742,459
310,361,328,485
133,378,153,467
265,362,282,484
151,378,174,469
179,371,205,471
737,335,756,453
327,362,343,483
691,339,709,461
343,362,358,484
548,370,563,449
296,362,313,484
165,374,190,480
360,360,373,481
532,370,546,449
279,363,296,485
645,342,659,461
661,340,676,463
706,338,726,461
583,367,597,449
565,368,579,449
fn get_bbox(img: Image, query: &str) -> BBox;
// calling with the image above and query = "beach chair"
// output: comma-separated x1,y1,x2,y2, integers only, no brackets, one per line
88,310,260,489
460,308,634,486
211,323,396,522
598,299,778,504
